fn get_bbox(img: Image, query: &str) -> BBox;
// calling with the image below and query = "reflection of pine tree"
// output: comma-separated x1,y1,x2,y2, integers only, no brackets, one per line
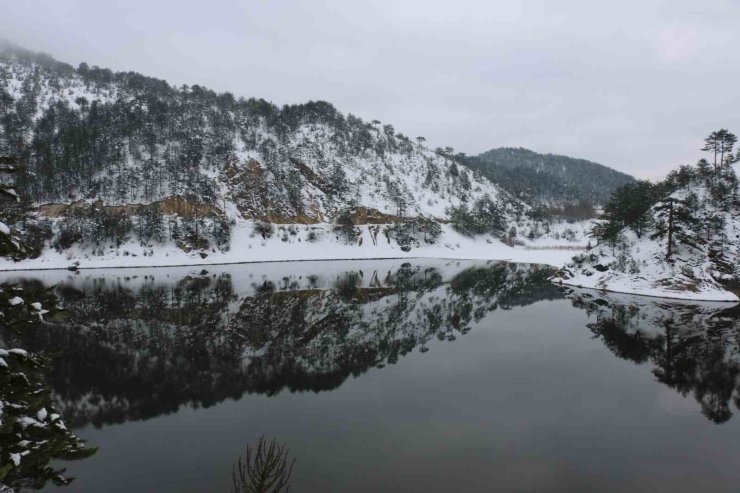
568,290,740,424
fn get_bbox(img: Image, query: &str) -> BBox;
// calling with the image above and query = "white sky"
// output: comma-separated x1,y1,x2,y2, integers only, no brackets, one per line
3,0,740,180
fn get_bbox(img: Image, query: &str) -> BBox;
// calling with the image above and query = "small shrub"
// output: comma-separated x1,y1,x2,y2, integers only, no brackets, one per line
254,221,274,239
231,436,294,493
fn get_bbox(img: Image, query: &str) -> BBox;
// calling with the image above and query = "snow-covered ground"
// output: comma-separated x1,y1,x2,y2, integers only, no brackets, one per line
553,164,740,302
564,285,738,319
0,222,582,272
554,229,740,302
520,218,595,248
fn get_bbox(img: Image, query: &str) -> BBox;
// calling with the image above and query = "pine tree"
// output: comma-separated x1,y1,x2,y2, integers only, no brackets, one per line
591,220,622,253
334,208,360,243
650,195,701,260
719,130,737,174
136,204,164,245
703,129,737,177
703,131,722,175
602,181,656,238
286,169,303,211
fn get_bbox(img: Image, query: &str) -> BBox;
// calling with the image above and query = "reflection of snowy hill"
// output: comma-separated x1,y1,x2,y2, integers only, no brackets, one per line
0,260,559,428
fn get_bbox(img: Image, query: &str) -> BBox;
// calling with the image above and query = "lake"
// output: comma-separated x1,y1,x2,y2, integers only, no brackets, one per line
1,259,739,492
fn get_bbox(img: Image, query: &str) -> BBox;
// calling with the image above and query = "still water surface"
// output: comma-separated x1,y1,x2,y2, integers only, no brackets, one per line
1,259,739,492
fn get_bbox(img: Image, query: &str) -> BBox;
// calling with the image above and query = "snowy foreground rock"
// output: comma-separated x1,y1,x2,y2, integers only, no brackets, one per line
553,233,739,301
554,163,740,302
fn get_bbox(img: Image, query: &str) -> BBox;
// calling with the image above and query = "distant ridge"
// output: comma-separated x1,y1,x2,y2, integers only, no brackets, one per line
464,147,636,207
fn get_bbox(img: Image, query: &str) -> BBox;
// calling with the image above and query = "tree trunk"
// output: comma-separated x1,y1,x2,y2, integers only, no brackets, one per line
666,200,674,260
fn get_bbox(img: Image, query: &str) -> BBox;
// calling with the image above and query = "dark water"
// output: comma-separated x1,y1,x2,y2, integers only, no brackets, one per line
2,259,740,492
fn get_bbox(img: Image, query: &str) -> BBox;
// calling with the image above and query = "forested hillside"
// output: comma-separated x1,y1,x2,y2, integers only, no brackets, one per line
0,42,569,263
0,42,503,214
464,147,635,209
555,130,740,301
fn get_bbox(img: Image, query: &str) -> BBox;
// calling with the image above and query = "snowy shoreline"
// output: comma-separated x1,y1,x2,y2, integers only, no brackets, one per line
3,242,738,303
551,163,740,304
0,223,583,272
557,279,739,303
4,219,737,303
0,253,561,273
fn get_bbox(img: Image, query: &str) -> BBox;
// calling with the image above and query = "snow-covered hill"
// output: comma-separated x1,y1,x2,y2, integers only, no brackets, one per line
0,45,596,268
0,53,508,220
0,43,592,269
554,163,740,301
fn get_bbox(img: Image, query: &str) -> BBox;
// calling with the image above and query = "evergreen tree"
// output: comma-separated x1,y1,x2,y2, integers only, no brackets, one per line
417,216,442,244
602,181,656,238
703,129,737,176
650,195,701,260
591,220,622,252
450,195,505,237
286,169,303,211
136,204,165,245
703,131,721,173
334,208,360,244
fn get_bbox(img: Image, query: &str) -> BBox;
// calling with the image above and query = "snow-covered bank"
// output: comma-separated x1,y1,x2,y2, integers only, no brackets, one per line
0,223,581,272
555,277,739,302
563,285,738,313
553,226,740,302
553,162,740,303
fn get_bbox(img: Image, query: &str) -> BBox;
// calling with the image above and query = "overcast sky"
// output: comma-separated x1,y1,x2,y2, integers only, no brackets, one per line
3,0,740,180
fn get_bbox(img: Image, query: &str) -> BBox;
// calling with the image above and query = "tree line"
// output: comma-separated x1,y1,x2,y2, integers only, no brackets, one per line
592,130,739,261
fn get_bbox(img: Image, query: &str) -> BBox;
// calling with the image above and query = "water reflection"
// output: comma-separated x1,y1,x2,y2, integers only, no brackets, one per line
564,288,740,424
0,261,560,430
4,260,740,491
